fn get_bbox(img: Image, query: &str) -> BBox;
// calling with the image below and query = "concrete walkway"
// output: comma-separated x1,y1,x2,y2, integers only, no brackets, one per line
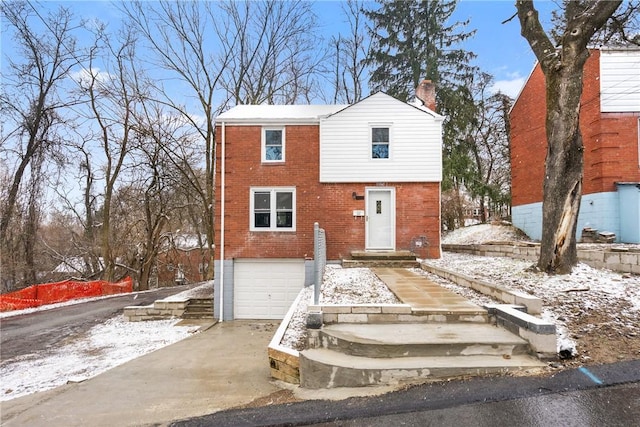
371,268,485,315
0,321,282,427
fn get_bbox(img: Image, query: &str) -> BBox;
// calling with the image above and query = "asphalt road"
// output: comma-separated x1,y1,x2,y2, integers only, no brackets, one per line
309,382,640,426
0,284,196,362
172,359,640,427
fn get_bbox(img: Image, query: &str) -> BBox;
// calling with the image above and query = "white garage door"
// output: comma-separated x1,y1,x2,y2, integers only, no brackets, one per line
234,259,305,319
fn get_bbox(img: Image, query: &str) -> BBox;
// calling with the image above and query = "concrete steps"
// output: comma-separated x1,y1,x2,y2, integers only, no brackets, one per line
343,251,420,268
300,349,545,389
300,322,546,389
182,298,214,319
318,323,531,358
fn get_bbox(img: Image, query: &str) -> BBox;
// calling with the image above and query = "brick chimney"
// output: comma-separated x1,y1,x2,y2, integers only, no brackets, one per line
416,80,436,111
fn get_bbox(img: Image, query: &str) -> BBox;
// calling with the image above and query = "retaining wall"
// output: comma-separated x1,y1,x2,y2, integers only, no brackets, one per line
268,290,305,384
443,243,640,275
308,303,487,324
123,299,188,321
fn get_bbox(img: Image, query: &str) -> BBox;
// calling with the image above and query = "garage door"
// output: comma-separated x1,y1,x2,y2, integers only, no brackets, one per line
233,259,305,319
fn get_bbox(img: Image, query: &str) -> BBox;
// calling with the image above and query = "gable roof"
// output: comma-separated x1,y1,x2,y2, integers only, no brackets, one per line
215,92,445,124
325,92,444,120
216,104,346,124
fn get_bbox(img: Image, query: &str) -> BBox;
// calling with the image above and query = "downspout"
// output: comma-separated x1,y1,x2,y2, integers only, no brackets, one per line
219,121,226,322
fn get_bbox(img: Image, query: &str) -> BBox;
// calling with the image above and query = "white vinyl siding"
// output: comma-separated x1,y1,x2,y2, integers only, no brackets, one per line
600,50,640,113
320,92,443,183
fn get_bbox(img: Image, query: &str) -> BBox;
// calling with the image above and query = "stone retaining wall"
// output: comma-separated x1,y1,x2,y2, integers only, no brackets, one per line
443,243,640,275
123,299,188,321
420,263,543,314
307,304,487,324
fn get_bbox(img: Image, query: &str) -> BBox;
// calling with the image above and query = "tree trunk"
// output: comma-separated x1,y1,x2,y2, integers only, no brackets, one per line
538,65,585,274
516,0,621,274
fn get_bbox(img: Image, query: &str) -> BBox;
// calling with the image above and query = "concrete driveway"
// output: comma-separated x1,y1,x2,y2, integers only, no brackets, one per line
1,320,283,427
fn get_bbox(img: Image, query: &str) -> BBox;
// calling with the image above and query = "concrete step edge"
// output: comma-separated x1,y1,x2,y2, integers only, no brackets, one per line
302,348,546,368
300,348,547,388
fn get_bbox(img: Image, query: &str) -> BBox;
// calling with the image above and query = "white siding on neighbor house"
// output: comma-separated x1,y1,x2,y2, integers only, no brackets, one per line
319,93,443,183
600,50,640,113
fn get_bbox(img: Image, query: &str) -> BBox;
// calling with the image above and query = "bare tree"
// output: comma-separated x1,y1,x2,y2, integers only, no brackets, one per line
76,25,142,282
121,0,234,281
515,0,622,273
466,73,512,222
328,0,369,104
127,101,202,290
0,1,81,291
38,210,85,280
219,0,324,105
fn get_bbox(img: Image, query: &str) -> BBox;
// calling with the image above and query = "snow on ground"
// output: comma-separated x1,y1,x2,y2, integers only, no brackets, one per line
164,281,213,300
442,223,528,244
1,316,199,401
0,282,214,402
281,225,640,365
420,254,640,357
320,265,399,305
279,266,400,350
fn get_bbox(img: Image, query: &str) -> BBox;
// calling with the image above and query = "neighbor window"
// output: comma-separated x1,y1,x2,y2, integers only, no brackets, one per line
250,187,296,231
262,127,285,162
371,126,390,159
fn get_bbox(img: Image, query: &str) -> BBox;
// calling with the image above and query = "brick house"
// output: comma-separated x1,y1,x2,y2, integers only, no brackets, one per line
214,87,444,320
510,47,640,243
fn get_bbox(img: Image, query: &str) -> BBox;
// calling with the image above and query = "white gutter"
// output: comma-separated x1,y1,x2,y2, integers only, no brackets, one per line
219,121,226,322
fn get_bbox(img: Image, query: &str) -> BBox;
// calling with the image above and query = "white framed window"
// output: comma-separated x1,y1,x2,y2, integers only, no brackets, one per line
250,187,296,231
371,125,391,159
262,127,285,162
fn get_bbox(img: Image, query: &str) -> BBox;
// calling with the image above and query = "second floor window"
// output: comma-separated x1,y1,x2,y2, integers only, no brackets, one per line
371,126,390,159
263,127,285,162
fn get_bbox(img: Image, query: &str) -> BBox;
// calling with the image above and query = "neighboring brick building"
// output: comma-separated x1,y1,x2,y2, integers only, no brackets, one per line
510,47,640,243
214,90,444,320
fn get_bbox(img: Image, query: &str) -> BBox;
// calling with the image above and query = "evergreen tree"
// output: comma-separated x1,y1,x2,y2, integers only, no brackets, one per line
365,0,480,225
365,0,475,101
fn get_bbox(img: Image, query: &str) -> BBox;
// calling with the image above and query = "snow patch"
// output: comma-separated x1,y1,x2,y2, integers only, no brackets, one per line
1,316,198,401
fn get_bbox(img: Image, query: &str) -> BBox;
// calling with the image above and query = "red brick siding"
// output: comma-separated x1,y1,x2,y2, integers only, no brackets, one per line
510,64,547,206
157,249,212,286
510,49,640,207
215,124,441,260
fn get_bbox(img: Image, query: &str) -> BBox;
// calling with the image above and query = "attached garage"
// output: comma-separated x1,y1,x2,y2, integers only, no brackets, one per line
233,258,306,319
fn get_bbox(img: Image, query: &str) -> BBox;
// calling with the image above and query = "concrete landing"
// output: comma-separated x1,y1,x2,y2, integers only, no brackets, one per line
321,323,528,354
371,268,486,316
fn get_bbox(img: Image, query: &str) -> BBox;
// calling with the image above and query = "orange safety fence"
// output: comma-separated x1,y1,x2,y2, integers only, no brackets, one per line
0,277,133,312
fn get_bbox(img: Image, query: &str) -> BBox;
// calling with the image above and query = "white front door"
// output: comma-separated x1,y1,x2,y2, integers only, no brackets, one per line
366,188,395,250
